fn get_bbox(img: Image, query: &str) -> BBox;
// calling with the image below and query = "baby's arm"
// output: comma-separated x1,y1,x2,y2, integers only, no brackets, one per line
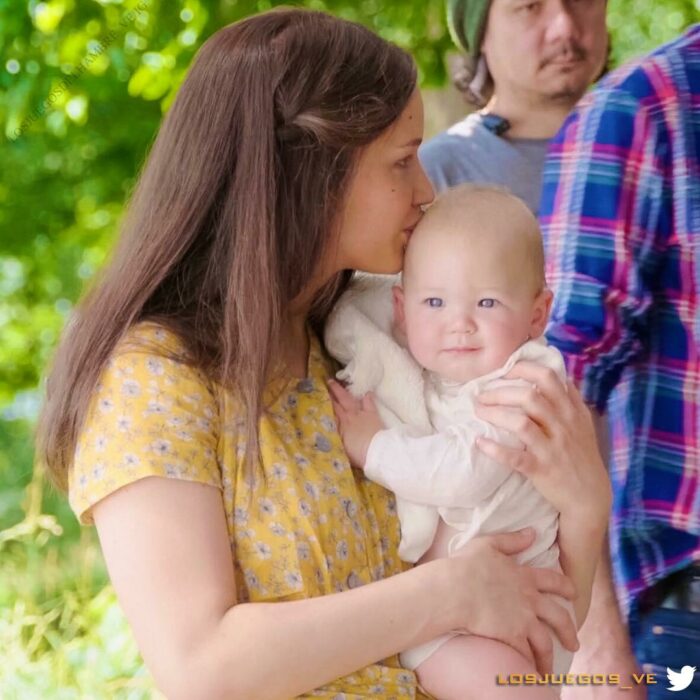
328,380,512,509
365,423,512,508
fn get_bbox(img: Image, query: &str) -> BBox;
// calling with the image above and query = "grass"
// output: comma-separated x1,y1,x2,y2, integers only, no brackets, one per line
1,418,162,699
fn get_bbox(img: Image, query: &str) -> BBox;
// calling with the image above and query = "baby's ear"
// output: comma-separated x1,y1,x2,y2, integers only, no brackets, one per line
392,285,407,335
529,288,553,339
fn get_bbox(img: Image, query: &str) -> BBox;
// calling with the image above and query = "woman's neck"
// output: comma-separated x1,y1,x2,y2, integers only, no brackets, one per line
281,313,311,379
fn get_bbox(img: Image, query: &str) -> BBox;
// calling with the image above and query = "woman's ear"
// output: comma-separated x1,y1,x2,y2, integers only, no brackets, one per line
529,288,554,340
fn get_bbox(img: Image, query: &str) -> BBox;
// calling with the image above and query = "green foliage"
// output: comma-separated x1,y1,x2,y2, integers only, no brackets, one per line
0,0,697,696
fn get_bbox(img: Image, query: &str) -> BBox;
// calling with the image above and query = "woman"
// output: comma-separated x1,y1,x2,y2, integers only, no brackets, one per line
38,9,610,699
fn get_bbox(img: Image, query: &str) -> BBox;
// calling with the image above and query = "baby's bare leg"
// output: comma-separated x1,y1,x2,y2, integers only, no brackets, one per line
416,635,558,700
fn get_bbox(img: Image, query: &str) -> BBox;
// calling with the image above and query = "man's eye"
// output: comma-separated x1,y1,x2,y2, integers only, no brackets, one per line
478,298,497,308
426,298,443,308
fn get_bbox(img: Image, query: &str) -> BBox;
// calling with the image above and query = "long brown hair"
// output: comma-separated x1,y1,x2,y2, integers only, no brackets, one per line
38,8,417,492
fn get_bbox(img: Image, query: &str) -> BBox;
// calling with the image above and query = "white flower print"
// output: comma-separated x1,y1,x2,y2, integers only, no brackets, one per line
271,463,288,480
94,435,107,453
98,397,114,413
123,453,140,468
332,458,346,473
285,571,303,588
165,463,184,478
244,570,261,590
296,542,310,560
234,507,248,526
254,542,272,560
294,453,310,468
145,401,167,416
175,429,192,442
258,498,275,516
336,540,348,560
121,379,141,397
320,415,336,432
269,522,286,537
347,572,363,589
304,481,319,500
151,439,171,456
299,500,312,516
342,498,358,518
313,433,332,453
145,357,164,375
116,414,131,432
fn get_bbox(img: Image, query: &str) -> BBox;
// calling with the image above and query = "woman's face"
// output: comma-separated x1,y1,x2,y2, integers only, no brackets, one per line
330,88,434,275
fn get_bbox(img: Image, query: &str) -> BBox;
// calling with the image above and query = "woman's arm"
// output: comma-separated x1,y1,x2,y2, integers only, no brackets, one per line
474,362,612,626
93,475,579,700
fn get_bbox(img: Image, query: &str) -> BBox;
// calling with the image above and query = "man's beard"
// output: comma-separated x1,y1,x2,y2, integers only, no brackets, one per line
538,41,592,104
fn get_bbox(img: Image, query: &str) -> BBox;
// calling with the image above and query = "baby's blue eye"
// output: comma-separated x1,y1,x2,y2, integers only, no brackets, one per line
426,297,443,308
478,298,497,308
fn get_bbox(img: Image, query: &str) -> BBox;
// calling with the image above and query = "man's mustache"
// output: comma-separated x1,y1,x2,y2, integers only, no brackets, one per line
541,43,587,67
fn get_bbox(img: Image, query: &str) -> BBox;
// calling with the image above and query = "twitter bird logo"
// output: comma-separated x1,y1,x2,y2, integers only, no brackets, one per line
667,666,696,691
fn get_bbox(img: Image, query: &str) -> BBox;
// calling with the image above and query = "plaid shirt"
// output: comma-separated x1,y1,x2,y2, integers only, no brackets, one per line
540,25,700,615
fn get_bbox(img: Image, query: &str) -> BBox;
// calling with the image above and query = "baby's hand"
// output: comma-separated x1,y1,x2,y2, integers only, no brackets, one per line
327,380,384,469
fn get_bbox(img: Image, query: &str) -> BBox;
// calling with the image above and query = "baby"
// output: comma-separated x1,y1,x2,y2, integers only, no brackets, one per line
325,184,574,699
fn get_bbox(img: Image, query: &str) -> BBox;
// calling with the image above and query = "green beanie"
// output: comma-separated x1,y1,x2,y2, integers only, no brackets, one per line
446,0,492,58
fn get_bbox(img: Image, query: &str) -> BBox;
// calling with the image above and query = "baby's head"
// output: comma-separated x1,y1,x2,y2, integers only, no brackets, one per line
393,184,552,383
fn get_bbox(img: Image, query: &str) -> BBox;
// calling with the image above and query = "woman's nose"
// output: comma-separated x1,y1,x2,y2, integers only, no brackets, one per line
414,162,434,208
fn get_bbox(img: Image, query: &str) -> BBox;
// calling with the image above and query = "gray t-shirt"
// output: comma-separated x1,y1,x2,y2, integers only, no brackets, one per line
419,113,550,214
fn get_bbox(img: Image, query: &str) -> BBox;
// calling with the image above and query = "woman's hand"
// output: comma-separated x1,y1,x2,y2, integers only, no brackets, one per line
441,528,579,677
328,380,385,468
473,361,611,523
473,361,612,625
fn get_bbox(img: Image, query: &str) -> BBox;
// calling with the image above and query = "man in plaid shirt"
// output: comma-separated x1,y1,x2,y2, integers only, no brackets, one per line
541,25,700,699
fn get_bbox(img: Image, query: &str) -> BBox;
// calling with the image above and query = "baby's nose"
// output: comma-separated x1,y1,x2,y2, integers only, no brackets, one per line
450,312,476,333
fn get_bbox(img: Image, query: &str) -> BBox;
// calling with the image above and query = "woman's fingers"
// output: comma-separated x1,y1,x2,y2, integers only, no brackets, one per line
484,528,536,556
534,595,579,653
530,566,577,600
475,405,548,455
526,620,555,677
504,361,569,404
327,379,360,413
361,391,377,413
476,435,543,479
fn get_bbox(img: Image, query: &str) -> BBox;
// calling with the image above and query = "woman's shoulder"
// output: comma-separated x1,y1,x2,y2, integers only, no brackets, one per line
109,321,215,391
116,320,188,358
70,321,222,526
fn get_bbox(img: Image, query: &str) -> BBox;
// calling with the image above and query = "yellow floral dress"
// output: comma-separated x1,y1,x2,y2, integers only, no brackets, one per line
70,323,430,699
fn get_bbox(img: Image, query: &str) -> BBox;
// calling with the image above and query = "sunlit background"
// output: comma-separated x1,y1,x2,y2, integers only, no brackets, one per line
1,0,697,696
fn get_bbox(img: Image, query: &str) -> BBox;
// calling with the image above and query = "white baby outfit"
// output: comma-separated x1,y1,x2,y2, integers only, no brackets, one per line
325,274,574,676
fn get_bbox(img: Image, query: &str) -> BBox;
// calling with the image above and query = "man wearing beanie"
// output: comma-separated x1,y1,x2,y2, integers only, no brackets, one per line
420,0,608,213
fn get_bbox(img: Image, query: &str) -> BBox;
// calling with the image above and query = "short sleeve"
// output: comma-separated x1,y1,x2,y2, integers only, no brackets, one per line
69,329,222,525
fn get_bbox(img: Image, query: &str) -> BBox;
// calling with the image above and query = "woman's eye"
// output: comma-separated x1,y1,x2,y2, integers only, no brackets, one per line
518,1,540,12
426,297,443,308
395,156,411,169
478,298,497,308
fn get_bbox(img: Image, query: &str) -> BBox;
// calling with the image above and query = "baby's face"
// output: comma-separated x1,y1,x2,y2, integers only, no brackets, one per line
395,225,550,383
